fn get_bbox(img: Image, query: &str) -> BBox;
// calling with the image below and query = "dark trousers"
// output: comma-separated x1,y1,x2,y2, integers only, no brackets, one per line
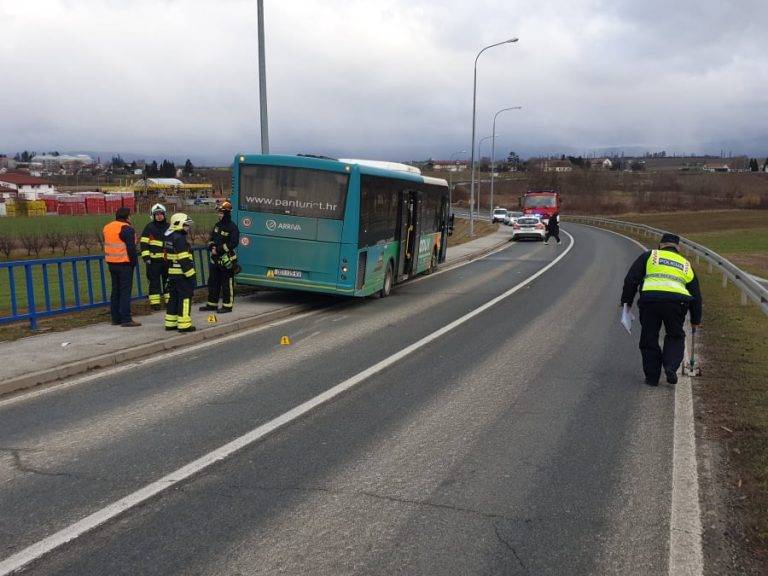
207,264,235,309
166,277,195,330
545,230,560,243
145,260,169,305
639,300,688,379
108,263,134,324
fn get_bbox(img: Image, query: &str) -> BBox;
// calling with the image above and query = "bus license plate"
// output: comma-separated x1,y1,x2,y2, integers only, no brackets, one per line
272,268,303,279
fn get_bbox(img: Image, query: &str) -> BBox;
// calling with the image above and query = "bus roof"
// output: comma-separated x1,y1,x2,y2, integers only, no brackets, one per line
338,158,421,175
235,154,447,188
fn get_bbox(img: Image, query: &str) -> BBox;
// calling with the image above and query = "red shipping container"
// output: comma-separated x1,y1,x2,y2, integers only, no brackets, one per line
86,196,106,214
121,196,135,211
104,194,122,214
42,198,58,213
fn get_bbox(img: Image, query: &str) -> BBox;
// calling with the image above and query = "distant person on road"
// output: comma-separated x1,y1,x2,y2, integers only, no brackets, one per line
139,203,169,311
199,201,240,314
545,212,561,245
103,206,141,327
164,213,196,332
621,233,702,386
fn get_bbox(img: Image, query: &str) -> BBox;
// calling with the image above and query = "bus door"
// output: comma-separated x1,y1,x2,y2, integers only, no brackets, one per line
438,194,449,263
397,190,420,280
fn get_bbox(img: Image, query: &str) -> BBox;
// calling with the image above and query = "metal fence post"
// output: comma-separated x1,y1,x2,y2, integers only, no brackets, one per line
722,271,728,288
24,263,38,330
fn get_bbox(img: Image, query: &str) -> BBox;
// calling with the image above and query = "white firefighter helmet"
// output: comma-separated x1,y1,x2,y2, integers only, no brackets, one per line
151,203,167,215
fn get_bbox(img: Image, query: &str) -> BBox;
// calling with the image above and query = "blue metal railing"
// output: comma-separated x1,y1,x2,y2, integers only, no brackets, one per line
0,247,209,330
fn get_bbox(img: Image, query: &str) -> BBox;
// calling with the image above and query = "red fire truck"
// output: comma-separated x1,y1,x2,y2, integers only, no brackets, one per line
520,190,560,223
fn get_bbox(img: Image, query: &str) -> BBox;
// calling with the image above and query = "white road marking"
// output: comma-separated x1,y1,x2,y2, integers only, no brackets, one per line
669,368,704,576
577,222,704,576
0,233,574,576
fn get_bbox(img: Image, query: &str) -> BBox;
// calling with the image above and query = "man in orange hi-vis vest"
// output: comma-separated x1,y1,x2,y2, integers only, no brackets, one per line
103,207,141,327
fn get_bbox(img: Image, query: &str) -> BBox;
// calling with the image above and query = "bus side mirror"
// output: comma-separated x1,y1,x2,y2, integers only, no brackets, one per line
448,213,455,236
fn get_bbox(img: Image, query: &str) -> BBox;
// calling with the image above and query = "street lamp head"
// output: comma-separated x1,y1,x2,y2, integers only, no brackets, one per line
506,38,519,43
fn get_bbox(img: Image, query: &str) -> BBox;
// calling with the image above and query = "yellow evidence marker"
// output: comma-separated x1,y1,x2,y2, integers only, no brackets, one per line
280,335,291,346
207,314,218,324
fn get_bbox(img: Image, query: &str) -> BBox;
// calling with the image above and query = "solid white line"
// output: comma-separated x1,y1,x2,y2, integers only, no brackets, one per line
572,221,704,576
0,232,574,575
669,368,704,576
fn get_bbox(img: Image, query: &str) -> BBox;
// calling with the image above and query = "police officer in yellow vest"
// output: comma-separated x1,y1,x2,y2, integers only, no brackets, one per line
621,233,702,386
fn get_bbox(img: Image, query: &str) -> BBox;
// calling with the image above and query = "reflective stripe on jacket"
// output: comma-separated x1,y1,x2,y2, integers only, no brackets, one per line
165,232,196,278
140,220,169,260
103,221,130,263
642,249,694,297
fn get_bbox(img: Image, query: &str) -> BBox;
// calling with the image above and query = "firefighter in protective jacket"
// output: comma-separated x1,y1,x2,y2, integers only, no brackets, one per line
139,203,169,310
164,213,196,332
199,201,240,313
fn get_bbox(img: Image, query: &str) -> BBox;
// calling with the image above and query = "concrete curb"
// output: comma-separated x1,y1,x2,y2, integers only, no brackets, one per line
0,304,308,398
1,232,510,399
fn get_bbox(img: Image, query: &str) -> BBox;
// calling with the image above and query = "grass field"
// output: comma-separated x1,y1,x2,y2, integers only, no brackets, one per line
0,212,220,261
616,210,768,277
592,216,768,567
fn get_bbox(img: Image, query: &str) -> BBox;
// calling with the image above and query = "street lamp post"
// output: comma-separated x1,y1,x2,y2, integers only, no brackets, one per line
477,135,499,218
490,106,522,214
469,37,518,236
257,0,269,154
447,149,466,210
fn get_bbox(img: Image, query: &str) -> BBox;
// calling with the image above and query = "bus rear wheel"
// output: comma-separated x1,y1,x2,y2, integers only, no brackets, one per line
379,261,394,298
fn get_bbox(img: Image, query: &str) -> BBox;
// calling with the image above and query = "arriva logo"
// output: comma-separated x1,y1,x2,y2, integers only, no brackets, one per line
265,219,301,232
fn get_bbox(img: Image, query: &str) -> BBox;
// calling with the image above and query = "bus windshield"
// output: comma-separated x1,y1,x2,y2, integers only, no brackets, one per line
524,195,557,208
239,165,349,219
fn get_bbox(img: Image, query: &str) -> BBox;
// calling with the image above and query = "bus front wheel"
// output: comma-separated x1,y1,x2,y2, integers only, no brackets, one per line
379,262,394,298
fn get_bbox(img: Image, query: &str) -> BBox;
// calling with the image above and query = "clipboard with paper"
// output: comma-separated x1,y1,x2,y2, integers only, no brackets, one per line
620,304,634,334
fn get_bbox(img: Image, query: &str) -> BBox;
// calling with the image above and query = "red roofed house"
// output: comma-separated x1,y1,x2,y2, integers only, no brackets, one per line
0,172,57,199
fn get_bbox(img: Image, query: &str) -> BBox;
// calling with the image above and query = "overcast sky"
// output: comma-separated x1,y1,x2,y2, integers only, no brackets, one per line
1,0,766,163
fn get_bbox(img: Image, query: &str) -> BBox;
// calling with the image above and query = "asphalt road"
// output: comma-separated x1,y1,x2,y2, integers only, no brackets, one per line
0,224,679,575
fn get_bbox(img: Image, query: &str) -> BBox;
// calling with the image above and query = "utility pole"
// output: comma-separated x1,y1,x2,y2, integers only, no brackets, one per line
257,0,270,154
469,38,518,236
490,106,521,214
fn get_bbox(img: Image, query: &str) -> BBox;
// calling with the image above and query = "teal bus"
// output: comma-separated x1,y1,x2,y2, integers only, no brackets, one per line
231,154,451,297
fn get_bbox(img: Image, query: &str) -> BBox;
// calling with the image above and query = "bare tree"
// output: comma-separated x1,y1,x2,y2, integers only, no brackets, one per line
45,231,62,255
60,233,73,256
0,234,16,260
73,229,90,253
91,230,104,252
20,233,44,258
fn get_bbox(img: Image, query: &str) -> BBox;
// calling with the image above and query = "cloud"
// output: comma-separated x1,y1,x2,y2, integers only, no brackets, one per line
0,0,765,162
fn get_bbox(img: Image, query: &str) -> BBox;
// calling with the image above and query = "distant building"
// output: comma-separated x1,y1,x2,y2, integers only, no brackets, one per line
31,154,94,174
0,156,17,170
430,161,468,172
0,184,17,200
0,172,56,198
705,163,731,173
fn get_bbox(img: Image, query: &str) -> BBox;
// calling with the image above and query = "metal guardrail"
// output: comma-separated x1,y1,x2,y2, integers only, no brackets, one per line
567,215,768,315
0,247,210,330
